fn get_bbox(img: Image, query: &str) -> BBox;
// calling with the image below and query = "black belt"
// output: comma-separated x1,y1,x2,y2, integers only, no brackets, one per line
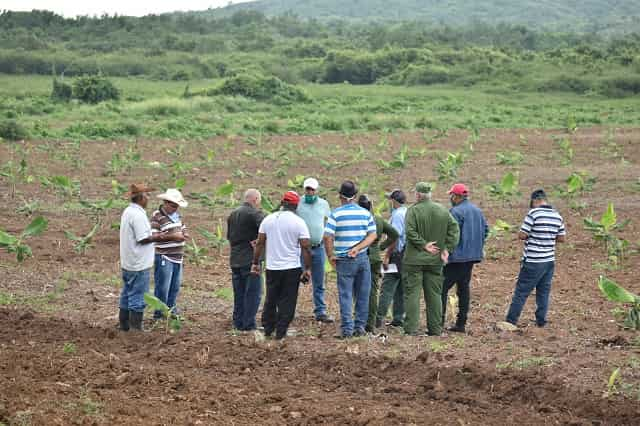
311,242,323,249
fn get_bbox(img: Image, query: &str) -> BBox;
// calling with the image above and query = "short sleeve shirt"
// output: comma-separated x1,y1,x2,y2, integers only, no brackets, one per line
296,198,331,245
120,203,154,271
258,210,310,271
324,203,376,258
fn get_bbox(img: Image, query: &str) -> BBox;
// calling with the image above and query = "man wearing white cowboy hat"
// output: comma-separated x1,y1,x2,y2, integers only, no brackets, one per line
150,188,189,320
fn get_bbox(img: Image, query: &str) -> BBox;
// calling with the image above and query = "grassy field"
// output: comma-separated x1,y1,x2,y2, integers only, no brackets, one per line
2,74,640,142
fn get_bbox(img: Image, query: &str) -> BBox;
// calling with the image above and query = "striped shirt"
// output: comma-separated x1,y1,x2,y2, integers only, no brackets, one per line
324,203,376,258
520,205,565,263
151,207,187,263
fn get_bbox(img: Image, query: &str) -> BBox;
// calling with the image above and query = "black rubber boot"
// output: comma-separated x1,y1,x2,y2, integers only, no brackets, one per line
129,311,144,331
118,308,130,331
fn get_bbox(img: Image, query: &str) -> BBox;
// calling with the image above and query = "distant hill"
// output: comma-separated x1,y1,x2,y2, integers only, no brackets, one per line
198,0,640,34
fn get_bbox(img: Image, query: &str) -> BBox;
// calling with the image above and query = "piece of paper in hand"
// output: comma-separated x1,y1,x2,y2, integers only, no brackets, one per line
381,263,398,274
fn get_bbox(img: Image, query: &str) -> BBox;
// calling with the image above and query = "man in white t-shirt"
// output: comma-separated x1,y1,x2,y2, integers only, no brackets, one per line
251,191,312,340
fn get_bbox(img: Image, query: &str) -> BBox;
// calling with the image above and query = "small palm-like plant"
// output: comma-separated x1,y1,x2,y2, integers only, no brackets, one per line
0,216,48,262
598,276,640,330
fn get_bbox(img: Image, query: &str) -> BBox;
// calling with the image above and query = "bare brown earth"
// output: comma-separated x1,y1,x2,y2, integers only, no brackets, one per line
1,127,639,425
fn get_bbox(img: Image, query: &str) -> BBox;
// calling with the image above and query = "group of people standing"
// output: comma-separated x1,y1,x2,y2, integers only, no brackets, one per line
117,177,566,339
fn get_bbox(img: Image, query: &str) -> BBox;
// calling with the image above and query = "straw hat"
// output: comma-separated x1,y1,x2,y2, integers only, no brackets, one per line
157,188,188,207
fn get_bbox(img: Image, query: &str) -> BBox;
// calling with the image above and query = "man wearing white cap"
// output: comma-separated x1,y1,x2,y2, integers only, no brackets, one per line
296,177,334,323
151,188,189,319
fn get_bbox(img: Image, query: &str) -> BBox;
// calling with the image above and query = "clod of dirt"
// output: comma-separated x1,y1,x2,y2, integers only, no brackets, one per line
416,351,430,363
495,321,518,332
598,335,629,348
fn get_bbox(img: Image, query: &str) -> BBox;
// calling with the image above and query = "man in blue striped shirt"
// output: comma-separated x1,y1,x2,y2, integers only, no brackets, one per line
324,180,378,338
506,189,566,327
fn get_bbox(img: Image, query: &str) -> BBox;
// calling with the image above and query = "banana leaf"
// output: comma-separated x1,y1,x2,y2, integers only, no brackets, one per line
598,276,637,304
21,216,48,238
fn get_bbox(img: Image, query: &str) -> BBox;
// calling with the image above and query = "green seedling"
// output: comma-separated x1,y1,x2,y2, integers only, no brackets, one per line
436,152,464,181
584,203,630,265
63,342,77,355
42,175,80,199
0,216,48,262
598,276,640,330
556,137,574,165
487,172,520,199
64,221,100,254
606,367,621,397
261,194,277,212
487,219,513,239
378,144,409,170
16,200,40,216
287,175,305,189
144,293,181,333
198,221,228,254
185,238,207,265
496,151,524,166
79,198,114,220
1,156,33,199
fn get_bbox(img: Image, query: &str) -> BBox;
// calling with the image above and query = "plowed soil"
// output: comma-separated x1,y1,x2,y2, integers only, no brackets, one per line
1,127,639,425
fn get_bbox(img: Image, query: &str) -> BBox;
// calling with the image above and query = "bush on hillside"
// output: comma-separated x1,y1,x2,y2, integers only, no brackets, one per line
0,119,29,141
51,78,72,101
600,76,640,97
538,75,594,94
202,74,310,104
72,75,120,104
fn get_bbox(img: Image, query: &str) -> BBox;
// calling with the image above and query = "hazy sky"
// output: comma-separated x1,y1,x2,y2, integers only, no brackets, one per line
1,1,255,17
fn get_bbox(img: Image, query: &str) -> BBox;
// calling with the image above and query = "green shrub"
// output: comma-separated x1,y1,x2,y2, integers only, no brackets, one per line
403,64,451,86
600,76,640,98
72,75,120,104
51,78,72,101
205,74,309,104
0,119,29,141
538,75,593,94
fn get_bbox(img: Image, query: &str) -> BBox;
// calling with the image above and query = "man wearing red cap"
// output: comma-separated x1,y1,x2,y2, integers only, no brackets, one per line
441,183,488,333
251,191,312,340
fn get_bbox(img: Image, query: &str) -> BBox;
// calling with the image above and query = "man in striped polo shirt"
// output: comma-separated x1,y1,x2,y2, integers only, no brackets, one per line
324,180,378,338
151,189,189,319
506,189,566,327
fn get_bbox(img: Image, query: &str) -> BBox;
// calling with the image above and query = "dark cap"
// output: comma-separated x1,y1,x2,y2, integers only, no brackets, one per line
357,194,372,211
530,189,547,201
386,189,406,204
339,180,358,199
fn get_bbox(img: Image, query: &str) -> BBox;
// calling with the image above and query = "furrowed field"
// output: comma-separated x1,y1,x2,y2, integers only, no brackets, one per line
1,71,639,424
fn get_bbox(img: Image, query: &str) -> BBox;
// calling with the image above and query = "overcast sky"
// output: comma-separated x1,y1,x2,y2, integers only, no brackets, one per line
2,1,255,17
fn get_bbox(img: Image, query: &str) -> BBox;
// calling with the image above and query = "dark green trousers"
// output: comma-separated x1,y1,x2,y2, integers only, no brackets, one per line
366,261,382,331
403,263,444,335
377,271,405,325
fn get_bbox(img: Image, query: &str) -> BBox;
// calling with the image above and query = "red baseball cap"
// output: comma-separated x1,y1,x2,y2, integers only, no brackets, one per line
282,191,300,205
447,183,469,196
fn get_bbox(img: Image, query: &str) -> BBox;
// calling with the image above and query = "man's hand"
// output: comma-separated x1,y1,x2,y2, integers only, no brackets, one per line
347,246,360,258
300,269,311,285
424,241,440,254
440,249,449,264
328,255,337,268
249,239,257,248
250,263,261,275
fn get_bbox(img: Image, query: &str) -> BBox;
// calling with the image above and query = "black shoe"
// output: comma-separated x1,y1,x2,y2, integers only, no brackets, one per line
353,328,366,337
364,325,374,333
334,333,352,339
118,308,130,331
389,320,403,327
129,311,144,331
316,314,335,323
447,324,466,333
374,318,382,328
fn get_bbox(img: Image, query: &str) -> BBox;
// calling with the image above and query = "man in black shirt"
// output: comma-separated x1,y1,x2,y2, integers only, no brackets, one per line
227,188,265,331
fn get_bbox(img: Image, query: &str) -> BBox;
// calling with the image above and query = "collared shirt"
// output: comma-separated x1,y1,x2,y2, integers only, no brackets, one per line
324,203,376,258
520,205,565,263
151,205,187,264
389,205,408,252
227,202,265,268
120,203,154,271
258,210,310,270
448,199,488,263
296,197,331,245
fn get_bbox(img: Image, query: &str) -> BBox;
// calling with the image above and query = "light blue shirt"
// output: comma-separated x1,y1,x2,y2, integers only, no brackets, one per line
297,197,331,245
324,203,376,258
390,205,407,252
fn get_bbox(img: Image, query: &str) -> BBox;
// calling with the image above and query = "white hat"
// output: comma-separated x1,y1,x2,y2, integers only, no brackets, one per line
303,177,319,190
157,188,188,208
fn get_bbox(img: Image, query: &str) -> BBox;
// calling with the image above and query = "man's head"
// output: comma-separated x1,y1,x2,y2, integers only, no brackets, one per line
303,177,319,204
128,183,153,208
357,194,372,212
157,188,188,214
447,183,469,206
414,182,432,202
386,189,406,209
281,190,300,210
530,189,547,208
338,180,358,204
244,188,262,209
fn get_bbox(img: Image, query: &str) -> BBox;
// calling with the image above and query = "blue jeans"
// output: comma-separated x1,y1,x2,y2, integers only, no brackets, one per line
506,261,555,326
120,268,150,313
336,253,371,336
153,254,183,318
231,265,263,330
301,244,327,318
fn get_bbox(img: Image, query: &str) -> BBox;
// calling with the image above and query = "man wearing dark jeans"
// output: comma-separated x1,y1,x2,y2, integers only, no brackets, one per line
252,191,312,340
441,184,488,333
227,189,265,331
506,189,565,327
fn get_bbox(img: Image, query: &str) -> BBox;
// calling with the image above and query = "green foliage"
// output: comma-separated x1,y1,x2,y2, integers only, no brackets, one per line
436,152,464,181
204,74,309,104
556,137,574,165
198,221,228,254
584,203,630,266
144,293,182,333
64,221,100,254
496,151,524,166
185,238,207,265
62,342,77,354
487,219,513,239
107,143,141,175
72,75,120,104
598,276,640,330
378,144,410,170
0,119,28,141
0,216,48,262
51,78,72,102
487,172,520,199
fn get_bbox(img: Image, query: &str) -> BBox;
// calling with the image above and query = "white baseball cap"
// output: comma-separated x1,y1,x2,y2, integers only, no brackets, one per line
303,177,319,190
